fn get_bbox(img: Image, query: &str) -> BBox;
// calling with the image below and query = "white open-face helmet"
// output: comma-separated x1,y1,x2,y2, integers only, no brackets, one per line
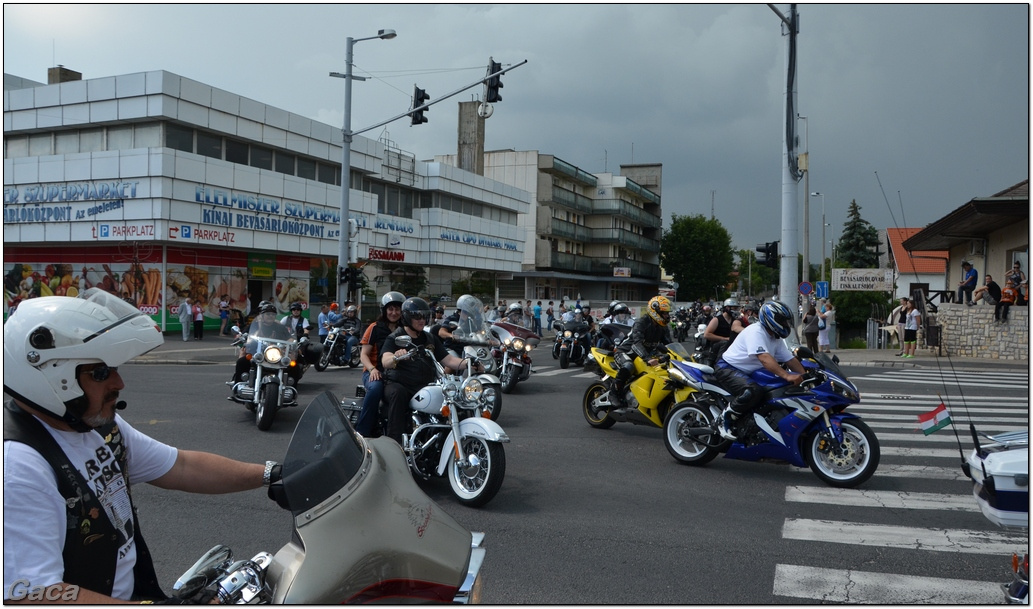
3,288,163,430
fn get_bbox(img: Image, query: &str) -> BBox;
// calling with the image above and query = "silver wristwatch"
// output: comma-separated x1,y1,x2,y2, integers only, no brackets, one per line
263,460,278,486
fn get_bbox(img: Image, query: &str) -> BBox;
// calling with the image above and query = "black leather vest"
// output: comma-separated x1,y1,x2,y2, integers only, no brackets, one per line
3,402,165,601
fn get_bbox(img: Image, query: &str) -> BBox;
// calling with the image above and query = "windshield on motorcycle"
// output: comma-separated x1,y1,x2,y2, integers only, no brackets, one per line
451,295,490,345
280,392,366,518
248,315,293,341
666,343,692,360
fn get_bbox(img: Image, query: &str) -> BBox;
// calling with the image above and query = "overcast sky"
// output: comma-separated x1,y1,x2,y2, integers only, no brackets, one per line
4,4,1028,258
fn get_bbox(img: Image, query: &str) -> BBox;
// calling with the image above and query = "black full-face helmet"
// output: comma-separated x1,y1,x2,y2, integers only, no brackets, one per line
400,297,431,328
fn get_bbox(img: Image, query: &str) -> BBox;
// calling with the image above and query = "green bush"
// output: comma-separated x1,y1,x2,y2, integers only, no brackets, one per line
840,337,869,350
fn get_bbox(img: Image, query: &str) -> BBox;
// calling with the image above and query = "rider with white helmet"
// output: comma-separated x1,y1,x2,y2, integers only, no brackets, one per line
3,289,274,602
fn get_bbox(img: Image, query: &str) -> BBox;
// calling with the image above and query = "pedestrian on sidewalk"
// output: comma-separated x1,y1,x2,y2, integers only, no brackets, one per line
192,299,204,340
178,298,193,342
902,299,920,358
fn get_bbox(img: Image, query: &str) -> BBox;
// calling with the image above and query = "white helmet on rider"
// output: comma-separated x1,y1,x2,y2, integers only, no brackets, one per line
3,288,163,432
506,302,523,317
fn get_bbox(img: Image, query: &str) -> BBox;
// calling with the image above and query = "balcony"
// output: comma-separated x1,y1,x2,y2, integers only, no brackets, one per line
538,154,598,187
590,228,659,251
536,249,594,273
542,184,595,215
592,199,662,229
537,211,592,242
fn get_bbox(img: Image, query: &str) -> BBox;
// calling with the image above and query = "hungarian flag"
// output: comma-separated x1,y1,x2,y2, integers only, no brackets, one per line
917,403,952,435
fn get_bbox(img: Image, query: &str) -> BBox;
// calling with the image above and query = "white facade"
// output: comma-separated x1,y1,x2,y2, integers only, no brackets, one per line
4,70,531,323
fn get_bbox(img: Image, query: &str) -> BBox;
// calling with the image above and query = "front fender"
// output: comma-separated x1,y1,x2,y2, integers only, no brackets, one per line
474,373,500,385
435,417,510,475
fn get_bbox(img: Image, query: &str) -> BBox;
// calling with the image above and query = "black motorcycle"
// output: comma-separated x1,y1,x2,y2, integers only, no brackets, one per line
314,322,361,371
551,320,592,369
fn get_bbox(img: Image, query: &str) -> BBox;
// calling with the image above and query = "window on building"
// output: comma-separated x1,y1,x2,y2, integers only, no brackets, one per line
196,131,223,159
55,131,78,154
297,157,316,180
107,125,133,150
28,134,53,156
5,135,28,158
80,128,104,152
250,145,273,170
316,162,337,185
274,151,295,175
225,139,248,164
135,123,161,148
165,123,193,152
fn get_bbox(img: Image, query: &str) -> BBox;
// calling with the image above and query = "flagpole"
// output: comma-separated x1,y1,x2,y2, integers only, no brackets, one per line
939,393,968,464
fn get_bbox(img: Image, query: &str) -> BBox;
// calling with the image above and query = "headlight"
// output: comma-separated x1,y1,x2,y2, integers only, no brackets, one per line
482,386,497,404
443,382,459,400
512,338,525,351
832,380,859,401
525,343,534,352
563,330,572,338
462,378,484,401
264,345,284,364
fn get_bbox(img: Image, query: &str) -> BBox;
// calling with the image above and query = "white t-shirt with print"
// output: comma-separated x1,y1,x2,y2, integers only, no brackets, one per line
3,413,177,600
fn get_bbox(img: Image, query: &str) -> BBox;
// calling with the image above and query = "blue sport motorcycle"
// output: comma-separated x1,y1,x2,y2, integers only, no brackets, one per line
661,347,880,488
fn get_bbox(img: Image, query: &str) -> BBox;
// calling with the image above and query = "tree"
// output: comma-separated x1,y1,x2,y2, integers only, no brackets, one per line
451,271,495,303
660,214,734,301
380,263,427,298
837,200,883,268
830,200,888,344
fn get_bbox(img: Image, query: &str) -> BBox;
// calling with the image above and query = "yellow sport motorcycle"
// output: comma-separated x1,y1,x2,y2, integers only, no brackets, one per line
582,342,697,429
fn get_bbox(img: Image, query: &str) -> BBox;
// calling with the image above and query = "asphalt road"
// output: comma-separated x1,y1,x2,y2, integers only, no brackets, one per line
106,357,1028,603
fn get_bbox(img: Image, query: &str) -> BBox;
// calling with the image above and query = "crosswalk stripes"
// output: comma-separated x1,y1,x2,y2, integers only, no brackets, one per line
855,368,1028,389
772,369,1028,603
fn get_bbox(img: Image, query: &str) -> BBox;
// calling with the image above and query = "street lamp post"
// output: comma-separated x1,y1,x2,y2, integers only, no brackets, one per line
330,28,396,301
810,192,825,280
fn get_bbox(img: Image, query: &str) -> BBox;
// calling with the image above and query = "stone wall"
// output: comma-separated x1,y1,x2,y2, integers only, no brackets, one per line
930,303,1029,360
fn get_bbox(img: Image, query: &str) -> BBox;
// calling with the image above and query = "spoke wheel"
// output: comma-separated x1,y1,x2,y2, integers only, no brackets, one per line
448,437,505,508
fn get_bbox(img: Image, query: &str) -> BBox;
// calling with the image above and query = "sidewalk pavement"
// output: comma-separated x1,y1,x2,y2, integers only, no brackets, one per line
138,332,1029,371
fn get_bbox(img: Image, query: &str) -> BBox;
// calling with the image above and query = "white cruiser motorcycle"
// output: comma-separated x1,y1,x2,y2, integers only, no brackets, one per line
227,321,302,431
393,333,510,507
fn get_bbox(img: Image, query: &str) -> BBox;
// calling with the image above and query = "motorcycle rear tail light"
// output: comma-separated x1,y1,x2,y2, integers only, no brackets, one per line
1014,553,1029,574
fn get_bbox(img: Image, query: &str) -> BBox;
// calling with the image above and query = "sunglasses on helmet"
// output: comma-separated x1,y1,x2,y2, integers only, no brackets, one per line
82,364,118,382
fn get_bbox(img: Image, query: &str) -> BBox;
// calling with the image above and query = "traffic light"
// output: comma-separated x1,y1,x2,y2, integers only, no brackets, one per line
410,85,430,126
756,241,780,269
338,266,349,286
485,59,503,103
347,267,361,293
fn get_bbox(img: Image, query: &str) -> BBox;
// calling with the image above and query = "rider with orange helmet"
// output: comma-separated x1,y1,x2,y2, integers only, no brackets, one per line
610,295,674,409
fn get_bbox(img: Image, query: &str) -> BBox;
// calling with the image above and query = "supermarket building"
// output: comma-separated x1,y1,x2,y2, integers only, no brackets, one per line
3,67,531,330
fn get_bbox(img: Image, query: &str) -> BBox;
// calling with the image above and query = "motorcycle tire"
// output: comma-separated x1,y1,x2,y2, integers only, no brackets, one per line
582,382,616,429
256,384,278,431
314,349,330,372
552,346,559,360
559,350,570,369
348,352,361,368
500,366,519,394
663,401,722,465
448,437,506,508
807,419,880,488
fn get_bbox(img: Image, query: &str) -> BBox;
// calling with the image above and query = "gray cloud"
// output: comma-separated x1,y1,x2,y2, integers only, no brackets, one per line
4,4,1027,257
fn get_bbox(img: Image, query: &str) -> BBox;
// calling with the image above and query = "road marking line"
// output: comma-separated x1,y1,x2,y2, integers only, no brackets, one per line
789,464,968,480
785,486,978,511
782,518,1027,554
773,564,1003,604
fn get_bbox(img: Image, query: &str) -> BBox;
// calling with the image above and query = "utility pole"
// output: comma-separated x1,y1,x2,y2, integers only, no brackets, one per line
769,3,802,315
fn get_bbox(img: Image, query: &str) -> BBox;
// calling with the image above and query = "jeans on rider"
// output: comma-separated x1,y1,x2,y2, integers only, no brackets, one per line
354,370,385,436
344,335,359,359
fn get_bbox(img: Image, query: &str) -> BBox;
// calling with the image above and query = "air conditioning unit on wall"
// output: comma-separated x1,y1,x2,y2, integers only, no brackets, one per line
969,240,986,256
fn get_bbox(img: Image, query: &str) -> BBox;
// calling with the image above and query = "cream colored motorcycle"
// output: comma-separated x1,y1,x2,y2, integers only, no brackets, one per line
169,391,486,603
